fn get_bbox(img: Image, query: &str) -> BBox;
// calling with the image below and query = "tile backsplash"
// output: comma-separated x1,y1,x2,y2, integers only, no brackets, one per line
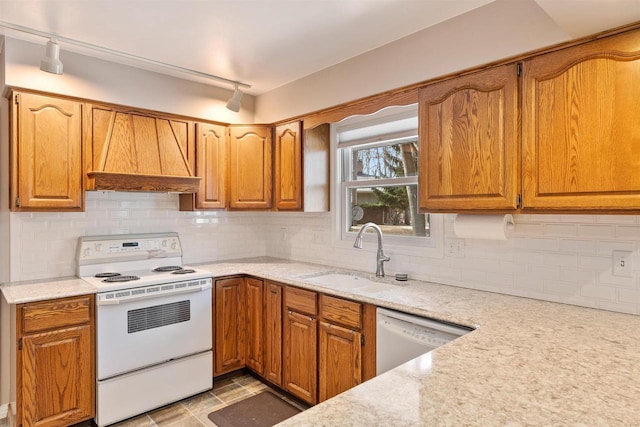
9,192,267,281
261,212,640,316
8,191,640,316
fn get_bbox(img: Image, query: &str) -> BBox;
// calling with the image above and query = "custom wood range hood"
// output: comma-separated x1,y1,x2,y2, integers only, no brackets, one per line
85,104,201,193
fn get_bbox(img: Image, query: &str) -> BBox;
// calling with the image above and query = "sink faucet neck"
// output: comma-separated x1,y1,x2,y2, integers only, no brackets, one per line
352,222,390,277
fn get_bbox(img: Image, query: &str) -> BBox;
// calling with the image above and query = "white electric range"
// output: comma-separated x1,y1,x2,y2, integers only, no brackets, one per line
77,232,213,426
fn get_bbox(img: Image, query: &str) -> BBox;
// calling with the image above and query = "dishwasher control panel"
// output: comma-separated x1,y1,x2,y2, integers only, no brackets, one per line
376,307,470,376
392,323,457,347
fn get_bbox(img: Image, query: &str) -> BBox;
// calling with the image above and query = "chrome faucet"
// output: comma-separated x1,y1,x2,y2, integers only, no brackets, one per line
353,222,390,277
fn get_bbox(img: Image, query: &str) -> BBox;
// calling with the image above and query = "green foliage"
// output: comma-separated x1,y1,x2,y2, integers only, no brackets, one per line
371,186,408,210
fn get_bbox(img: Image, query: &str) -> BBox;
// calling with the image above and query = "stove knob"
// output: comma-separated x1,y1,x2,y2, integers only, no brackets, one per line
95,243,102,252
83,248,92,257
161,240,168,247
171,241,177,250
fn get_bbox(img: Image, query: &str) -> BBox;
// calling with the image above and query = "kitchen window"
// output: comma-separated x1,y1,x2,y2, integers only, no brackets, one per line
336,104,431,246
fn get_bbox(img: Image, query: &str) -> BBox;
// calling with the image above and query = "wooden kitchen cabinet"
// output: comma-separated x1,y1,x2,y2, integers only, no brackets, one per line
245,277,264,375
283,286,318,404
318,322,361,402
16,295,95,427
317,295,376,402
522,29,640,211
274,121,302,210
264,281,283,387
180,122,227,210
284,311,317,405
418,64,520,212
228,125,273,209
10,92,84,211
211,278,375,405
214,277,246,376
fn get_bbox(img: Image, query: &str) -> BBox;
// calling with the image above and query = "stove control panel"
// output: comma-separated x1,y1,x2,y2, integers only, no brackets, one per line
78,233,182,264
96,277,212,305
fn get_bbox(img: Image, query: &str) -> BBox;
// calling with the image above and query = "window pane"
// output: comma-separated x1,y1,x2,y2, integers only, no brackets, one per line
348,184,429,237
350,141,418,181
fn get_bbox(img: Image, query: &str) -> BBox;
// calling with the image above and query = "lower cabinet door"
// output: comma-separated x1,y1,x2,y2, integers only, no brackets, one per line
318,321,362,402
264,282,283,386
215,278,246,375
246,278,264,375
20,325,94,427
284,310,317,404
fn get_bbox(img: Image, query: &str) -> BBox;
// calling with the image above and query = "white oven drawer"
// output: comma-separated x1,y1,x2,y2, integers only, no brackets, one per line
96,351,212,426
97,286,212,380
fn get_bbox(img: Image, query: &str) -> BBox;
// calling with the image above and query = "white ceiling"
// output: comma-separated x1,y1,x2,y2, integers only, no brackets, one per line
1,0,640,96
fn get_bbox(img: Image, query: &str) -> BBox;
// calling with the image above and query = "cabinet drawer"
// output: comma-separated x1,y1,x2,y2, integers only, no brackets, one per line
285,286,317,316
319,295,362,329
20,295,93,334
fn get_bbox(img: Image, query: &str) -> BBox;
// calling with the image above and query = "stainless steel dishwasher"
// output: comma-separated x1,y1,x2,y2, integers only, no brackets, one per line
376,307,471,375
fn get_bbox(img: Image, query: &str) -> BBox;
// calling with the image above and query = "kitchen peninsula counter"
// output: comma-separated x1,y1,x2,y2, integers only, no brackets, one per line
2,257,640,425
199,258,640,426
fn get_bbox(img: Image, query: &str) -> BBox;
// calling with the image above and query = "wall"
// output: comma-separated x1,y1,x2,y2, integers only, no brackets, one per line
263,212,640,316
254,0,570,123
9,191,268,282
14,196,640,317
3,37,255,124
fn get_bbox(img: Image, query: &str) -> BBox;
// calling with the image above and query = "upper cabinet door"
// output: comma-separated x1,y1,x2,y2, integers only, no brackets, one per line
274,122,302,210
12,92,83,211
522,30,640,211
228,126,273,209
418,64,520,212
195,122,227,209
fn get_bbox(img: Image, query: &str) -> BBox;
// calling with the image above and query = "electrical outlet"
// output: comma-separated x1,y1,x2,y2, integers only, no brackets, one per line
445,238,465,258
612,250,632,277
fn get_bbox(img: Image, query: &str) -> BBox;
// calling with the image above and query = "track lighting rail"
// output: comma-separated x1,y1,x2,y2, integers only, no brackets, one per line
0,20,252,90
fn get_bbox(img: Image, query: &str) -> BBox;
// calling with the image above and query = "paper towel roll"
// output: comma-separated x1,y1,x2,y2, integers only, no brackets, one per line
453,214,514,240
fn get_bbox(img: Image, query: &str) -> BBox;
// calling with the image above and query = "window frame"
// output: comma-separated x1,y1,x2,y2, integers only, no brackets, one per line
330,105,444,257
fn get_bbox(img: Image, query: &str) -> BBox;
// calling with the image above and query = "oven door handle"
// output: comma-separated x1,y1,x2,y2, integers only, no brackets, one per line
96,282,212,306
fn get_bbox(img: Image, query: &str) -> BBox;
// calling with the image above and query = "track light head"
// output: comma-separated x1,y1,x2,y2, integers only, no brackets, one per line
226,86,243,112
40,39,63,74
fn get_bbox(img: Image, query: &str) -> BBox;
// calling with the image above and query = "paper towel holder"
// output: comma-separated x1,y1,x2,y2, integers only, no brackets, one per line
453,214,515,240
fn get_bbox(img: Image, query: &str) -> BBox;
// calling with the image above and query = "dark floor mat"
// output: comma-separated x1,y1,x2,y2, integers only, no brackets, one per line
208,391,302,427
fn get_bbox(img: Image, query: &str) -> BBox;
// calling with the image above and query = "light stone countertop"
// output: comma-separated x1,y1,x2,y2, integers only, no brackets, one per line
0,276,96,304
3,257,640,425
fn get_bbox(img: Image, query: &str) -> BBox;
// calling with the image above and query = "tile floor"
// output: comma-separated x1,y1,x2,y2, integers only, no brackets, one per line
112,372,308,427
